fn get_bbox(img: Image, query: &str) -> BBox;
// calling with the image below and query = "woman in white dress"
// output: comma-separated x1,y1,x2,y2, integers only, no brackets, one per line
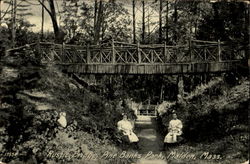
117,114,139,149
163,113,183,150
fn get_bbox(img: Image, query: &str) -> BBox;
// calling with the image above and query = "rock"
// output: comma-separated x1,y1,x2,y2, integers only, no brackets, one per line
68,83,78,89
240,160,249,164
21,90,53,99
80,144,91,153
16,93,53,111
57,112,67,128
0,67,19,82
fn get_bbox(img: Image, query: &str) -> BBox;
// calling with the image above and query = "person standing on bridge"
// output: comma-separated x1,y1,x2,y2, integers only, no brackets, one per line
163,113,183,150
117,114,139,149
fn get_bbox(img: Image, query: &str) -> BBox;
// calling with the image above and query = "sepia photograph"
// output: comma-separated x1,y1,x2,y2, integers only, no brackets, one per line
0,0,249,164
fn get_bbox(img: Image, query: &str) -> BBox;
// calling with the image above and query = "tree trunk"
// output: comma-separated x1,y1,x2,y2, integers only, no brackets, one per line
11,0,17,47
147,6,150,43
245,3,249,58
94,0,103,44
41,0,44,41
142,0,145,44
173,1,178,44
94,0,98,30
132,0,136,43
48,0,62,43
0,0,2,26
159,0,163,43
165,0,169,44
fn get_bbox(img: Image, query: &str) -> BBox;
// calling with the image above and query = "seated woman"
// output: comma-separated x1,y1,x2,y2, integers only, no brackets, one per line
117,114,139,149
163,113,183,150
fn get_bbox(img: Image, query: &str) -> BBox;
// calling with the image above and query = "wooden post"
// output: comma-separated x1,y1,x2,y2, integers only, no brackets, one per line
112,39,115,63
35,40,41,60
154,105,157,116
164,42,169,62
204,47,207,61
137,41,141,63
151,48,154,63
189,37,192,62
218,39,221,62
160,83,163,102
61,43,65,62
49,43,55,62
87,43,90,63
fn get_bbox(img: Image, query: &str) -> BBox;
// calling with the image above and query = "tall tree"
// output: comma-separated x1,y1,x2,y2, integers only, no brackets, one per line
38,0,65,43
173,0,178,44
132,0,136,43
41,0,44,40
61,0,81,43
142,0,145,43
165,0,169,43
94,0,103,44
94,0,98,31
0,0,2,26
244,2,249,58
11,0,17,47
159,0,163,43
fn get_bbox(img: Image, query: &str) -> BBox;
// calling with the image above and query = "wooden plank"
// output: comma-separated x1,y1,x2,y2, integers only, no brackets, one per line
62,61,242,74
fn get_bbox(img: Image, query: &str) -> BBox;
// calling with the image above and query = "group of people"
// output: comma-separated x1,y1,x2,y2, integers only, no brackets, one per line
117,112,183,150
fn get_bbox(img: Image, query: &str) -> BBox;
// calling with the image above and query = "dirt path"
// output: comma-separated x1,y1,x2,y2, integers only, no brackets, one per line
134,116,247,164
135,116,167,164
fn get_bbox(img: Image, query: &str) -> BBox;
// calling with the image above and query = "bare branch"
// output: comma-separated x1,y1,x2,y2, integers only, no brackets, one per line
37,0,53,18
0,0,12,20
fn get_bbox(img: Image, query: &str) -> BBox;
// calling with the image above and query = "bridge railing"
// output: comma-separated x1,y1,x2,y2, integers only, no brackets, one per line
6,40,245,64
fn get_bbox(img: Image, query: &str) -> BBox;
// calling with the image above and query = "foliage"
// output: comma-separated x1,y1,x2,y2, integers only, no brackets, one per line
0,47,137,163
0,20,38,50
61,0,132,44
0,27,11,52
158,78,249,143
181,79,249,141
197,2,247,46
157,76,249,162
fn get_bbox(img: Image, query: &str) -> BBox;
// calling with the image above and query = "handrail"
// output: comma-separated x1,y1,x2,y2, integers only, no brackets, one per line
5,40,245,64
6,40,225,52
6,43,37,52
192,39,225,44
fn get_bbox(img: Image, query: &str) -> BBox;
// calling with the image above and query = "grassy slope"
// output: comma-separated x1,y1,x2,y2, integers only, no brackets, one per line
158,78,249,164
0,52,136,164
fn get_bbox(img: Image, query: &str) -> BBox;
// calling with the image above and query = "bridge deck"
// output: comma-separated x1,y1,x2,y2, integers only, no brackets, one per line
60,61,242,74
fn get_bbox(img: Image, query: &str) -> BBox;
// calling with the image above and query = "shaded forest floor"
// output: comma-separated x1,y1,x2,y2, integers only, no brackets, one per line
0,53,137,164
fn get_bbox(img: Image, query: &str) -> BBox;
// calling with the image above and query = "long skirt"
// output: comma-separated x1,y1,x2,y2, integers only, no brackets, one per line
127,132,139,143
164,132,181,143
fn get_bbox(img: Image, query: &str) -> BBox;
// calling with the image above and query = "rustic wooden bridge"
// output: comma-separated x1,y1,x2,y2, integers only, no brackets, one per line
6,40,246,74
